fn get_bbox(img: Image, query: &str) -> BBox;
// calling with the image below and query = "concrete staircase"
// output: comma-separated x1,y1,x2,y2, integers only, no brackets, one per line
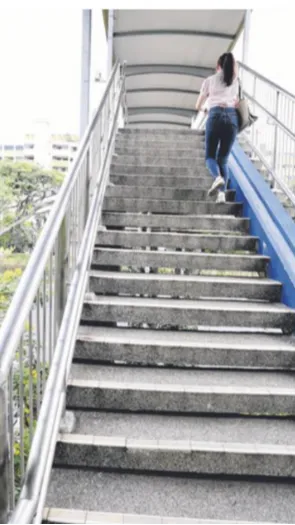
45,129,295,525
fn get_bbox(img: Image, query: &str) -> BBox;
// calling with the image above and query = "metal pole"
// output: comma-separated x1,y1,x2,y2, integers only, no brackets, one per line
242,10,251,65
107,10,114,75
0,374,9,524
273,90,280,175
80,10,92,137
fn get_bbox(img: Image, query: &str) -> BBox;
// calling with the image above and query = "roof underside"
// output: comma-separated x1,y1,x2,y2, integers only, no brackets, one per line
109,9,245,128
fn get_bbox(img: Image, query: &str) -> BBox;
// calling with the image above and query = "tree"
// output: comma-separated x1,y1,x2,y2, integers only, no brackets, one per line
0,160,64,252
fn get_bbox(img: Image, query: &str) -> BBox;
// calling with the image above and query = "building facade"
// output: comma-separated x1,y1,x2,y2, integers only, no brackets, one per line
0,125,79,173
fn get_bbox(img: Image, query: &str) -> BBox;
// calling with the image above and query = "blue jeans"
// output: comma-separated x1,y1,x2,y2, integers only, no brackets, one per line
205,106,239,188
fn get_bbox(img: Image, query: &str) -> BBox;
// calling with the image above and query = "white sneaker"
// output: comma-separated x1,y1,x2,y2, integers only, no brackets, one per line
216,191,226,204
208,175,225,196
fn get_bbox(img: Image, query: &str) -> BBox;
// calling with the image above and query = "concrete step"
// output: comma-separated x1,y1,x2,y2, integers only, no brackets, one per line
118,129,205,137
110,174,212,188
115,146,205,157
116,137,206,148
95,230,258,252
106,186,232,201
67,364,295,414
102,213,250,233
103,198,241,215
55,429,295,478
81,296,295,333
89,272,280,302
68,411,295,446
44,506,227,525
116,137,205,148
110,163,208,176
91,248,268,273
46,468,295,524
113,155,206,168
76,326,295,369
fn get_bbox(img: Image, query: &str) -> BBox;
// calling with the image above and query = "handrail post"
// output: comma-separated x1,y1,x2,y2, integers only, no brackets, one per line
54,219,67,340
273,90,280,176
251,74,257,146
122,61,128,127
0,374,9,524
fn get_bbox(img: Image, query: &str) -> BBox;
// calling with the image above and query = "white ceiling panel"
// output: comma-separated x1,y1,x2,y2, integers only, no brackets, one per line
126,74,204,93
114,35,231,68
127,122,189,129
127,91,198,110
111,9,245,127
114,10,244,35
128,113,190,124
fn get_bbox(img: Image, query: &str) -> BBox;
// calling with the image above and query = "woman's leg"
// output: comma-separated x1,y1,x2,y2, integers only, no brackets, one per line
205,112,225,195
217,113,238,188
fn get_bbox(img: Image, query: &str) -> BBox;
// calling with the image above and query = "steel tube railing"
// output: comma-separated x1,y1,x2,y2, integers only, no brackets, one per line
193,62,295,219
0,60,125,523
238,61,295,216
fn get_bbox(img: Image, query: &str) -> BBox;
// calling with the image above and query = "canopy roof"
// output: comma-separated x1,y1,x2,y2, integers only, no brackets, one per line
104,9,246,128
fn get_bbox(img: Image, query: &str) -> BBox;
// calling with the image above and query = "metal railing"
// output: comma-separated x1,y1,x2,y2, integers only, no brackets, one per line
238,61,295,217
192,62,295,218
0,60,125,524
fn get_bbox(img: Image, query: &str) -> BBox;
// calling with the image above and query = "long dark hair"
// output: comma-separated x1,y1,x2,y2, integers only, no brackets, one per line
217,53,235,87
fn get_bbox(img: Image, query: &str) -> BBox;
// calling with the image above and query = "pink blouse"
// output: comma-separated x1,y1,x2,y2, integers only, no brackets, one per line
200,71,239,110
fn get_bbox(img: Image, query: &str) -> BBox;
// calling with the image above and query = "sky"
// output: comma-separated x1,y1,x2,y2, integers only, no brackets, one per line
0,8,294,140
0,8,107,140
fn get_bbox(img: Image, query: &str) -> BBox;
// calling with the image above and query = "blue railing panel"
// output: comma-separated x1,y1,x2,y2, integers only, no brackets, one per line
229,145,295,309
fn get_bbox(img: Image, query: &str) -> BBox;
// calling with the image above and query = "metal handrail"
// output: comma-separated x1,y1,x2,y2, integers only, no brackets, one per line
243,90,295,142
10,78,125,525
0,60,120,377
241,133,295,208
237,61,295,216
0,60,125,523
238,61,295,103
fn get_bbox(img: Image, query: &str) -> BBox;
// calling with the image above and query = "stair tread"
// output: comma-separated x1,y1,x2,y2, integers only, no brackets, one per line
46,468,295,523
111,163,207,169
69,364,295,390
114,154,206,160
96,230,257,240
102,212,246,219
94,247,268,260
102,212,249,231
44,506,245,525
77,326,294,350
71,411,295,446
89,270,278,286
84,296,292,313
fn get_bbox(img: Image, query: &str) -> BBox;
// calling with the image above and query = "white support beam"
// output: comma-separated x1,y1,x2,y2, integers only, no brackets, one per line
242,10,251,65
80,9,92,137
107,9,114,75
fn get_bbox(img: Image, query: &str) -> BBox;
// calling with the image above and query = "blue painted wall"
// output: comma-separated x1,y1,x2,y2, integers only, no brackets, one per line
228,143,295,308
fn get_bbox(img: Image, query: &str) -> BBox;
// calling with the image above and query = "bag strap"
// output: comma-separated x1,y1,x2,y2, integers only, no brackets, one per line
238,78,243,100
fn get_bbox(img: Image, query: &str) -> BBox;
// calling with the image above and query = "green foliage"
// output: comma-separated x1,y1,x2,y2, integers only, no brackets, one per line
0,160,58,497
0,264,23,321
13,362,48,495
13,427,32,497
0,160,64,252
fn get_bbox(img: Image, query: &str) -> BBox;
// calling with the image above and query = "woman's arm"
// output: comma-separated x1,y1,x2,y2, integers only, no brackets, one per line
195,93,208,111
195,77,209,111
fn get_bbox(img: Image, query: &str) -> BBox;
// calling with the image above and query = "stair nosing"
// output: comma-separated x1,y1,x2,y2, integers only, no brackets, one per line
88,270,280,286
94,247,270,261
58,433,295,456
44,506,257,525
67,378,295,396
